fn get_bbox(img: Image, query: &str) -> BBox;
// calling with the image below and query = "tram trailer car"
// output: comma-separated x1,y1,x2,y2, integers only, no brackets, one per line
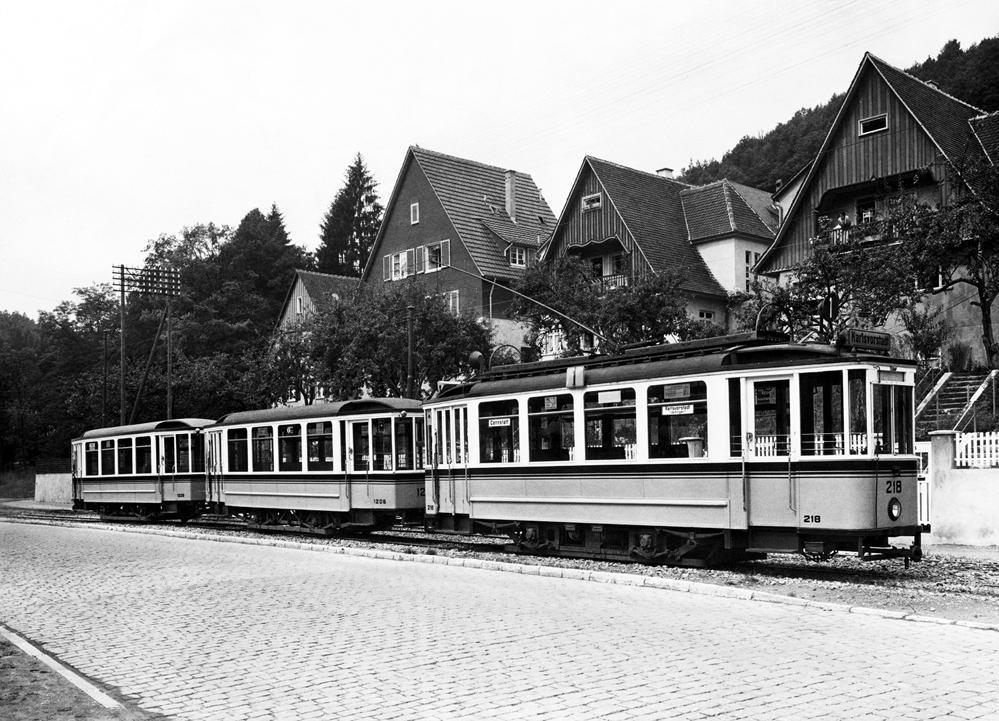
423,332,922,566
72,419,216,520
206,398,425,533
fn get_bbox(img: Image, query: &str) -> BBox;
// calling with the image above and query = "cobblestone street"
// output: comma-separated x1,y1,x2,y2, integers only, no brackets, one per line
1,521,997,721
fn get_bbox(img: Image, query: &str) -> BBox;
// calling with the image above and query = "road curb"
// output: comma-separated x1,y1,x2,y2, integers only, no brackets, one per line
5,517,999,633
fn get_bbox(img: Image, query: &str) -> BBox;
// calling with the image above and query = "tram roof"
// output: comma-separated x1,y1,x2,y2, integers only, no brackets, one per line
76,418,216,441
211,398,422,427
436,333,912,400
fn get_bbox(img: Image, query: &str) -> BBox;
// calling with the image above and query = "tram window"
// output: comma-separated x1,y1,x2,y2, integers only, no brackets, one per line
251,427,273,472
100,440,115,475
753,380,790,456
874,384,913,455
177,434,191,473
228,429,248,472
135,436,152,474
163,436,177,474
800,372,844,456
849,370,867,454
373,418,393,470
192,433,205,473
584,388,636,461
395,418,414,470
415,418,425,470
352,422,370,471
729,379,742,457
649,382,707,458
479,399,520,463
278,424,302,471
307,422,334,471
85,442,99,476
117,438,133,475
528,394,574,462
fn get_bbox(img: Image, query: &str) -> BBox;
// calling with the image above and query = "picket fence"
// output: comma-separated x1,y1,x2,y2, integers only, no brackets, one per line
954,431,999,469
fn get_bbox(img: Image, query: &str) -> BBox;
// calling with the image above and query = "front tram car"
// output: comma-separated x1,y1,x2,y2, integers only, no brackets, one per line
71,419,215,520
423,332,921,566
206,399,424,533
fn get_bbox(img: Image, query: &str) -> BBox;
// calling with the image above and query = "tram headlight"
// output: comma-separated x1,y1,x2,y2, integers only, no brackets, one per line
888,497,902,521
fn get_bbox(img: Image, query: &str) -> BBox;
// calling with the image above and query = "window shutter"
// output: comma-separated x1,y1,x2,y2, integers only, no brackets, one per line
383,255,391,281
406,248,416,276
416,246,426,273
441,240,451,268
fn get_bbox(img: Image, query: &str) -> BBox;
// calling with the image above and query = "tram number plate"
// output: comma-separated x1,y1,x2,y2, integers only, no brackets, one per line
374,499,387,505
885,480,902,494
803,515,821,523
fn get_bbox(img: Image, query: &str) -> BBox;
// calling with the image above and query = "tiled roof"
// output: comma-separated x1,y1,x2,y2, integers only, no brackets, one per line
971,112,999,164
681,180,776,242
585,157,726,298
868,54,985,165
411,147,556,279
297,270,359,313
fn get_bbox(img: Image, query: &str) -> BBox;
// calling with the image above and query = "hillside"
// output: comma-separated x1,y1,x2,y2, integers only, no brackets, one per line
679,38,999,191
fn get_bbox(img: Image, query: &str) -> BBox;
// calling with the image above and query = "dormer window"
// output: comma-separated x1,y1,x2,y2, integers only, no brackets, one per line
410,202,420,224
859,114,888,137
581,193,602,212
510,246,527,267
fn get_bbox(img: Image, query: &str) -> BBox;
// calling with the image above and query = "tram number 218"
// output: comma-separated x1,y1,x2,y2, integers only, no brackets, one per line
803,514,821,524
885,479,903,494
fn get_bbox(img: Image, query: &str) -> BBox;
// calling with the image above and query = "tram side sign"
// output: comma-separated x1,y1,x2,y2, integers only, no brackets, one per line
838,328,892,354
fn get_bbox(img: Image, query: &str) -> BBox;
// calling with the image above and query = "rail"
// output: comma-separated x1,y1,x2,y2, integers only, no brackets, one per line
915,368,949,418
953,369,998,431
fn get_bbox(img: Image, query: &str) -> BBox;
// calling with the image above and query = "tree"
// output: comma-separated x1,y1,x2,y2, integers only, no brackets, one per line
735,237,920,343
262,316,328,406
886,159,999,367
899,306,950,364
511,256,704,357
316,154,384,276
311,280,492,399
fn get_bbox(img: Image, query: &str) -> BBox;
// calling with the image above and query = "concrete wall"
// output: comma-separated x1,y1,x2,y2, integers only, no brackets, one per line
35,473,72,504
927,431,999,546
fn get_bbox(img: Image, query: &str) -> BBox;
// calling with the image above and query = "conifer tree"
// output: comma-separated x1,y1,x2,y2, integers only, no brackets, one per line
317,154,384,276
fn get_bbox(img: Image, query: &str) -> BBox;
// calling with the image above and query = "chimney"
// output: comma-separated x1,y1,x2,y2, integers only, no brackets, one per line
656,167,674,179
505,170,517,223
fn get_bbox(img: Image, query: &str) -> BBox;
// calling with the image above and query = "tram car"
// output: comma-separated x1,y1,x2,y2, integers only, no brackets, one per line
423,331,922,566
71,418,215,520
205,398,424,533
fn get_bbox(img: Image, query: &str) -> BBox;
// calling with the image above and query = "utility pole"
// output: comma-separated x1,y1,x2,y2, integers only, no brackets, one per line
406,305,415,398
113,265,181,424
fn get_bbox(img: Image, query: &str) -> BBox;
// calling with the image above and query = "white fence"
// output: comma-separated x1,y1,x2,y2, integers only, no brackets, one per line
954,431,999,468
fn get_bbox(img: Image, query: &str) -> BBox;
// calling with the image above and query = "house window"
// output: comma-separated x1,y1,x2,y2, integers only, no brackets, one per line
445,289,459,315
581,193,602,212
296,297,303,315
410,202,420,224
857,198,877,224
510,246,527,267
859,114,888,136
383,250,416,281
745,251,761,291
698,310,714,321
424,240,450,272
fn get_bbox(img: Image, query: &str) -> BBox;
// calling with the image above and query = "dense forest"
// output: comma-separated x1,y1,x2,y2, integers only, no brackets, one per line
679,38,999,191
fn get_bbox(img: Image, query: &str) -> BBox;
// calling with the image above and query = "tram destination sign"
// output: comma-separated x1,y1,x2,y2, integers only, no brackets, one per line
838,328,892,353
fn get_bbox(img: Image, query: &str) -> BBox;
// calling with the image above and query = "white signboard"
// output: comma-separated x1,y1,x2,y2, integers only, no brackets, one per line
662,404,694,416
488,418,511,427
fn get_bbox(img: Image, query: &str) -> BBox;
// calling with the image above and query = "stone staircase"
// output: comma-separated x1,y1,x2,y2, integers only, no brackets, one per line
916,371,993,437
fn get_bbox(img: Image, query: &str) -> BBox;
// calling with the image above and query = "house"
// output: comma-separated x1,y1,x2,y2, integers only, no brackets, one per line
276,269,359,332
274,269,360,405
543,156,776,334
755,52,999,365
359,146,557,347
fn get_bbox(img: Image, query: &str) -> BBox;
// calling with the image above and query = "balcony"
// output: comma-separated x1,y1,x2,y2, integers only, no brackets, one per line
596,273,631,292
810,224,882,248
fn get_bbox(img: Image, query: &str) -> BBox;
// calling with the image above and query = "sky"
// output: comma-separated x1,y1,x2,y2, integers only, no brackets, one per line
1,0,997,318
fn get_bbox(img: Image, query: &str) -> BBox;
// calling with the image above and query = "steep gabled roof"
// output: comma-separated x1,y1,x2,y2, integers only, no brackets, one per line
584,157,726,298
681,179,776,242
971,112,999,164
757,52,989,274
412,147,556,279
275,269,359,331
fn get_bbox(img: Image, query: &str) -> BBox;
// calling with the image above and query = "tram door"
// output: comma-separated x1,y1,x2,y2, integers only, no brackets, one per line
430,406,469,517
745,377,798,527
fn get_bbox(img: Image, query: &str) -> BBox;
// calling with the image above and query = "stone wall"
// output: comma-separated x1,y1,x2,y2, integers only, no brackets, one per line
927,431,999,546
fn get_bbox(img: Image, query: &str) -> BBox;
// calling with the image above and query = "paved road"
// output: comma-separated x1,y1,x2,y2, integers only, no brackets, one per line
1,522,997,721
